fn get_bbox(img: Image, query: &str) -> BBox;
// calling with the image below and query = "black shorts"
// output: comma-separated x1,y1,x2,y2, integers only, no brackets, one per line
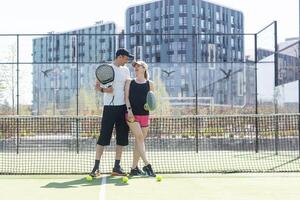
97,105,129,146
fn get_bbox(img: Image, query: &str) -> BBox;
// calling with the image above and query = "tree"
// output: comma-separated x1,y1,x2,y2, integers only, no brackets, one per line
0,80,5,103
0,44,17,114
152,75,171,116
67,87,102,115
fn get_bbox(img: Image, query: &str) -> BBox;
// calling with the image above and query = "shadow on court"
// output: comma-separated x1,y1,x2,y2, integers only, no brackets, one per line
42,175,131,189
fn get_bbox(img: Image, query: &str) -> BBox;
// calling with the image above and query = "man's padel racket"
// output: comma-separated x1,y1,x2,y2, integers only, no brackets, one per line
95,64,115,88
144,91,156,111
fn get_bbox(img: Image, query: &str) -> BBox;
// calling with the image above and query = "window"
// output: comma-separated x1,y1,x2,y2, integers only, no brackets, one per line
146,22,151,30
181,54,186,62
192,5,196,15
170,5,174,14
130,25,135,32
152,45,156,54
146,46,151,54
216,24,220,32
179,17,187,26
238,51,241,59
180,29,188,39
192,18,196,26
155,20,160,29
179,4,187,13
216,35,220,44
130,37,136,45
155,8,160,17
169,42,174,51
146,35,151,43
231,15,235,24
180,67,185,76
136,25,140,32
231,26,235,33
170,55,177,62
130,14,134,22
201,20,205,28
146,10,151,18
169,30,174,39
216,11,220,21
180,42,186,50
152,56,156,62
170,18,174,26
156,45,160,52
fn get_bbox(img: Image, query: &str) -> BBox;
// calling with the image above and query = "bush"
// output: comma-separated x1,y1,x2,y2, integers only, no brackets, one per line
201,127,225,138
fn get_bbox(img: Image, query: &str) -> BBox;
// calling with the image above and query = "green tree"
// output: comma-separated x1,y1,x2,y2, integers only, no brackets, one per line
152,75,171,116
68,87,102,115
0,80,5,102
0,44,17,114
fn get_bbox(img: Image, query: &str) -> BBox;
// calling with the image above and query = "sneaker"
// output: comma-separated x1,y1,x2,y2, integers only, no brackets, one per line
111,166,127,176
129,167,145,176
142,164,156,177
89,169,100,178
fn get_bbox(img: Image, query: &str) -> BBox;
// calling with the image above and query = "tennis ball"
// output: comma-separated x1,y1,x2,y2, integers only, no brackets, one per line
156,175,162,182
122,176,129,183
86,175,93,181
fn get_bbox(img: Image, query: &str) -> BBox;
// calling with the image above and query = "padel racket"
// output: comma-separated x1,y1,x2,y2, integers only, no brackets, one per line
144,91,156,111
95,64,114,88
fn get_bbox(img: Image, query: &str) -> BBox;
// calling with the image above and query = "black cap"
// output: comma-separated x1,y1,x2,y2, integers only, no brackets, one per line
116,48,134,59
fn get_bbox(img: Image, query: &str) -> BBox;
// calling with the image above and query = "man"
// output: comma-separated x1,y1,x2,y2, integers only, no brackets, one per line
89,48,134,177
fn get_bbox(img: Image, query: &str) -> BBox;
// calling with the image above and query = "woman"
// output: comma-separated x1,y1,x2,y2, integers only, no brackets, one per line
124,60,155,177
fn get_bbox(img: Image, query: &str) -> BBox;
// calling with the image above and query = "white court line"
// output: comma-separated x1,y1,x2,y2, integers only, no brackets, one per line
99,176,107,200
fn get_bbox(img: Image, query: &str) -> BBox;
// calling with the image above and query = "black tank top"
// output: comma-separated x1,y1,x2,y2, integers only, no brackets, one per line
129,80,150,115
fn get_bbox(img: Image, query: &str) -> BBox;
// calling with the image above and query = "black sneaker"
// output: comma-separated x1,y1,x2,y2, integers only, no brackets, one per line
111,166,127,176
130,167,145,176
142,164,156,177
89,169,100,178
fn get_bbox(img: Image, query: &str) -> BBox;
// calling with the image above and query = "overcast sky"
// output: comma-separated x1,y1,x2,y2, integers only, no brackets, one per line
0,0,298,42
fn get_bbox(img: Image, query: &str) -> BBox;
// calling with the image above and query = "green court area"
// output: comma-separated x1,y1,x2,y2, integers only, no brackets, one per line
1,174,300,200
1,151,300,174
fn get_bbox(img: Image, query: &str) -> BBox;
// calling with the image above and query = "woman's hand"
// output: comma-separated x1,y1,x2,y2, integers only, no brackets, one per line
127,110,135,122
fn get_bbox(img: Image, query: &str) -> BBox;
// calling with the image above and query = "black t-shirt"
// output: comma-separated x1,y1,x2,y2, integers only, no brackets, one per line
129,80,150,115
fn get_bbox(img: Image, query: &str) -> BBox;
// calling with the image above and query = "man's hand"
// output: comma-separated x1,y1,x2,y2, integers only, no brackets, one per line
95,81,113,93
104,87,113,93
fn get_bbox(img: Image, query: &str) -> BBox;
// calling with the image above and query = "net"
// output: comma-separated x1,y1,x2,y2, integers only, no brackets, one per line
1,114,300,174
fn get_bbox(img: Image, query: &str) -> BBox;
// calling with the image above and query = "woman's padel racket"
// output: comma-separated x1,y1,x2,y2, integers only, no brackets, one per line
144,91,157,111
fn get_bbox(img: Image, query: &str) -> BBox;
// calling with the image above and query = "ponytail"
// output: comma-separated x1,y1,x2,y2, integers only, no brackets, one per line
144,70,149,80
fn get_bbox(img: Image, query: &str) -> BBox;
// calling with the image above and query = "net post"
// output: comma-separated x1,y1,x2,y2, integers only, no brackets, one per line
76,34,79,116
16,34,20,154
254,33,259,153
298,114,300,156
76,117,79,154
274,114,279,155
274,21,279,155
194,33,199,153
274,21,278,87
298,2,300,156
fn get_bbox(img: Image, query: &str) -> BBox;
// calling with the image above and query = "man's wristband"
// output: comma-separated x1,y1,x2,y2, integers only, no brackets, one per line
100,88,104,93
127,107,131,111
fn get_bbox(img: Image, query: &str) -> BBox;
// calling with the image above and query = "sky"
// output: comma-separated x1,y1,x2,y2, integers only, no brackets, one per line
0,0,299,104
0,0,298,42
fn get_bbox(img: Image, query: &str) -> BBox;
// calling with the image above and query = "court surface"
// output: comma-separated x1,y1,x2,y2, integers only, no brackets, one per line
1,173,300,200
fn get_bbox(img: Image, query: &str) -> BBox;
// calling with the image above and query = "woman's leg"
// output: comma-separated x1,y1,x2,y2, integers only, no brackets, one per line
127,122,149,168
132,126,149,168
